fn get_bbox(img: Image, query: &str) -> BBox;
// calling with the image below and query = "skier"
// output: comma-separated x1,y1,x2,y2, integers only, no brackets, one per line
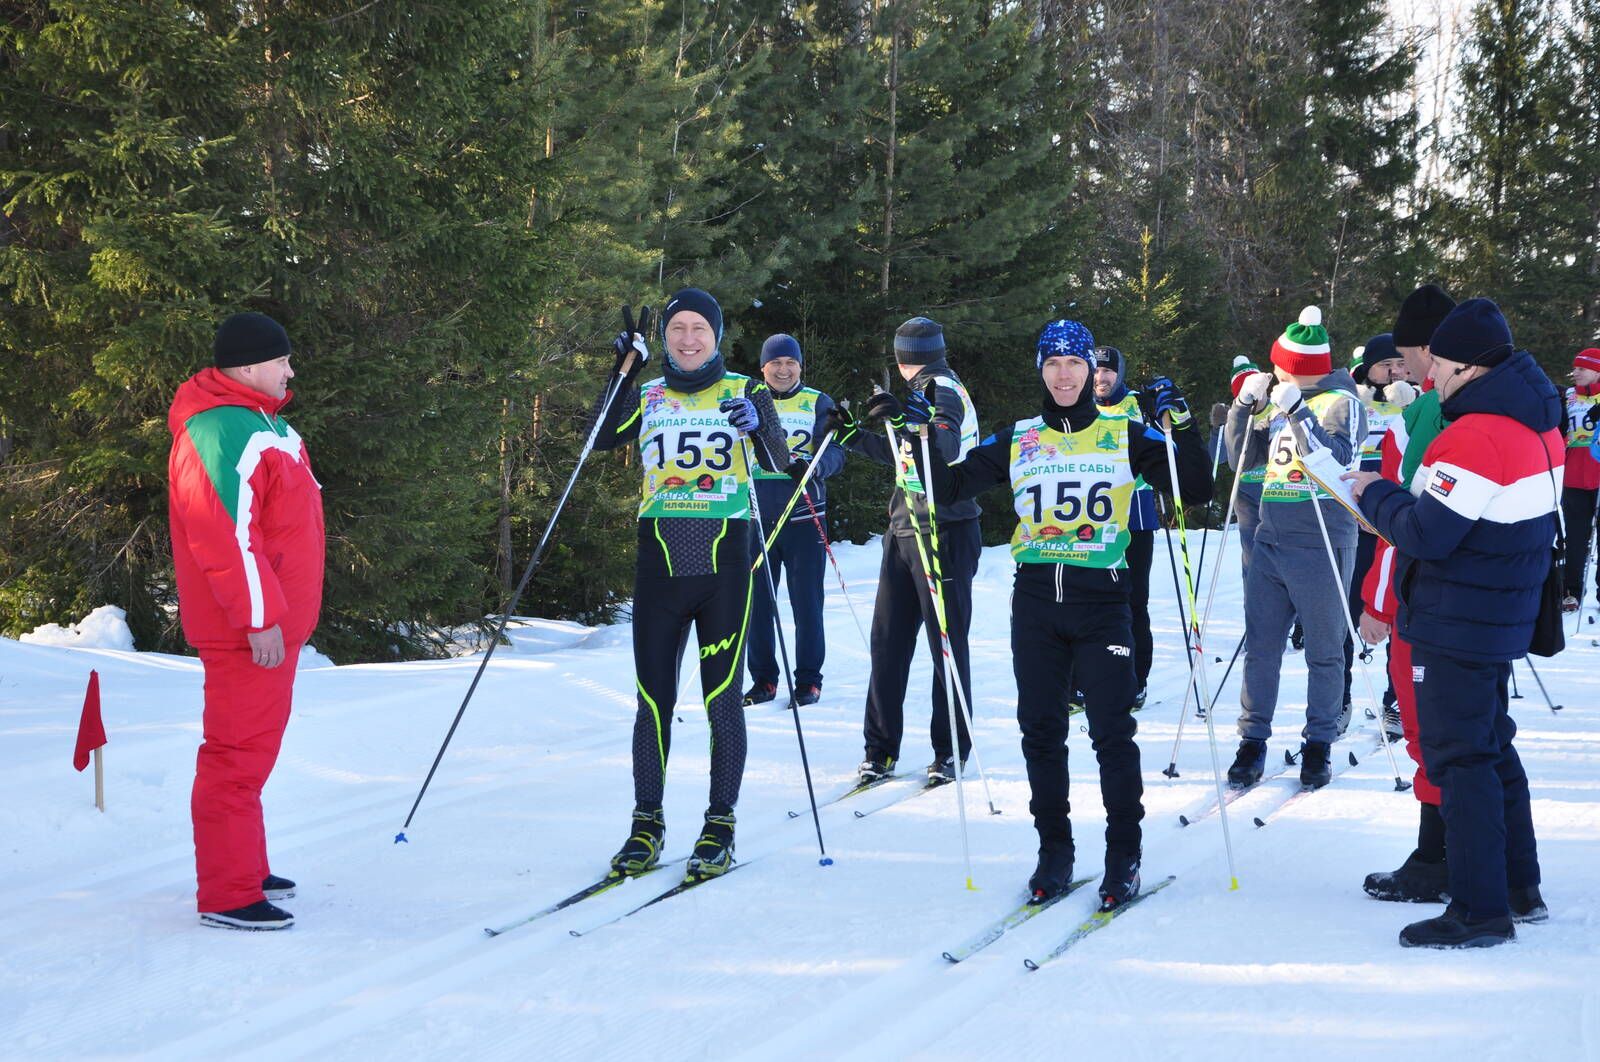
1345,334,1418,732
1346,297,1555,948
743,334,847,707
1358,284,1456,903
1559,348,1600,612
1224,307,1366,790
167,312,322,930
919,319,1211,908
591,288,791,881
1092,346,1159,709
830,317,982,788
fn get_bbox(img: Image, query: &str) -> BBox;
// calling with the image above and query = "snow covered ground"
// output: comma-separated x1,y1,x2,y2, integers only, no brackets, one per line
4,534,1598,1061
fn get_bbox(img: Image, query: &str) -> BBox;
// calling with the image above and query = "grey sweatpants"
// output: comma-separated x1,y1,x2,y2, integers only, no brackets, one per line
1238,537,1353,745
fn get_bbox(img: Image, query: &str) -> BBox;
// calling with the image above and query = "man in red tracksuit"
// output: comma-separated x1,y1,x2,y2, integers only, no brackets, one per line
167,312,325,931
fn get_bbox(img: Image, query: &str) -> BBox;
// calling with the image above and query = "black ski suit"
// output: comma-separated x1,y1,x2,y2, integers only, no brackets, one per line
927,388,1212,857
592,356,788,813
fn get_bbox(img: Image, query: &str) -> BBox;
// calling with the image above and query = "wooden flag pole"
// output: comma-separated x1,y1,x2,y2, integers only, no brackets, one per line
93,747,104,812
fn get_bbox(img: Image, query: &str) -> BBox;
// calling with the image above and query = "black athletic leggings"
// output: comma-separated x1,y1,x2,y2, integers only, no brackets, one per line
631,564,753,812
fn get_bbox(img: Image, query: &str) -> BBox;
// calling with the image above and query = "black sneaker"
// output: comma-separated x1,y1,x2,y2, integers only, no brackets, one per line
742,681,777,706
926,756,967,786
1098,849,1142,911
1132,687,1148,712
263,874,296,901
1399,903,1514,949
1363,850,1449,903
1028,841,1076,903
1509,885,1548,924
1299,741,1332,789
200,900,294,931
856,756,895,786
1227,739,1267,788
794,684,821,706
687,810,736,880
610,806,665,876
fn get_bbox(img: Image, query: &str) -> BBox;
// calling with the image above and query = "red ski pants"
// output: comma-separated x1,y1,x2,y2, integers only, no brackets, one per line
192,643,301,912
1388,633,1441,805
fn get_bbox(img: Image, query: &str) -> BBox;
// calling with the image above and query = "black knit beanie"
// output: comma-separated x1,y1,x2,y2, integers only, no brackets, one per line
660,288,724,345
214,312,291,368
1393,285,1456,348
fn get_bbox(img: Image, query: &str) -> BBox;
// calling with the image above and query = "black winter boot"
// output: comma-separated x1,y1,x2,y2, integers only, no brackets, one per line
1098,848,1142,911
1227,739,1267,788
1509,885,1548,924
1028,836,1076,904
742,681,777,706
1299,741,1332,789
610,806,666,876
200,900,294,931
1363,850,1450,903
687,808,736,880
1399,904,1514,949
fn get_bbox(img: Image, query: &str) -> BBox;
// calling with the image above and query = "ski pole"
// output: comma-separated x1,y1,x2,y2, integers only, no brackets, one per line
1519,656,1563,713
1160,496,1204,722
913,423,999,816
1165,418,1249,777
1576,516,1595,637
753,429,840,566
1509,663,1523,700
742,437,831,865
396,311,650,842
1159,412,1240,890
876,415,983,888
1302,445,1410,791
1194,430,1226,587
800,490,873,648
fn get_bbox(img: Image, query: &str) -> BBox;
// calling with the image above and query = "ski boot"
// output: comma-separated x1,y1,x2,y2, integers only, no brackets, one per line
1132,687,1148,712
1299,740,1332,789
1509,885,1548,924
926,755,967,787
1289,622,1305,651
1028,839,1076,904
1098,848,1142,911
609,806,666,877
743,681,777,706
1068,690,1087,715
1227,739,1267,788
1399,903,1513,949
1382,704,1404,743
1561,594,1579,615
856,755,894,787
262,874,296,901
686,809,736,880
1363,850,1449,903
794,684,821,707
1334,699,1353,738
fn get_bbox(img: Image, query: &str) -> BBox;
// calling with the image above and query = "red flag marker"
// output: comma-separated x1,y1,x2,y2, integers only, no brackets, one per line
73,670,107,810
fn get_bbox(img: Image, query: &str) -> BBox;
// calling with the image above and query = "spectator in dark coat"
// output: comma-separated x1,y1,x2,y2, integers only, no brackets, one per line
1347,298,1560,949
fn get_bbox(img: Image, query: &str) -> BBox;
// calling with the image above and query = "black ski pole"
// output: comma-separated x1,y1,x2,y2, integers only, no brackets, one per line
396,306,650,842
1520,656,1563,713
1160,495,1204,719
738,433,831,865
1509,661,1523,700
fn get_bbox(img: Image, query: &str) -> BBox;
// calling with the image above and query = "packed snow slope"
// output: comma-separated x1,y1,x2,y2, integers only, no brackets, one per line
4,535,1599,1061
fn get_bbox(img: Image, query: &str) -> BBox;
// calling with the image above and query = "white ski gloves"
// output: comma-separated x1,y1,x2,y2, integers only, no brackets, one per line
1237,371,1273,409
1270,380,1304,416
1386,380,1419,407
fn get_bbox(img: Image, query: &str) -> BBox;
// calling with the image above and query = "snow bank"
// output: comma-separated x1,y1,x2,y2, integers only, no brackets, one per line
19,604,136,651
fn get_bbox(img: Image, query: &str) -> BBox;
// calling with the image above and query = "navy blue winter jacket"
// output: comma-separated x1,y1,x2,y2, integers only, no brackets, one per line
1359,350,1563,661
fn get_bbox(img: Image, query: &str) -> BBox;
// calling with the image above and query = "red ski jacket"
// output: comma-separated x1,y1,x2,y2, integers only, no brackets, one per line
167,369,325,650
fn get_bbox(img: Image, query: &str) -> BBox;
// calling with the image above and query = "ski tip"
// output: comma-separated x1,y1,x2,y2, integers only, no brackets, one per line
853,810,867,819
787,810,799,819
942,951,960,963
1177,814,1192,827
819,856,834,867
394,832,407,844
1022,958,1040,972
1252,816,1267,828
1349,751,1359,766
568,928,582,938
483,928,497,938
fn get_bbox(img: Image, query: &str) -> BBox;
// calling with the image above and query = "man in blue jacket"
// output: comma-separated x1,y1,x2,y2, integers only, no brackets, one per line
1347,298,1558,949
744,334,847,707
